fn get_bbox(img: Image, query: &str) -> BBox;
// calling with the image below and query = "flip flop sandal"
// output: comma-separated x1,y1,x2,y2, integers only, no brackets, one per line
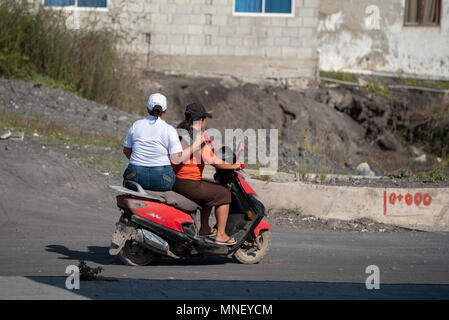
215,238,236,246
199,228,217,238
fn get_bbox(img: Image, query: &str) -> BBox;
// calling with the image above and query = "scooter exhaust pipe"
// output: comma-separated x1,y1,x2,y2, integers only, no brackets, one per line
135,229,179,259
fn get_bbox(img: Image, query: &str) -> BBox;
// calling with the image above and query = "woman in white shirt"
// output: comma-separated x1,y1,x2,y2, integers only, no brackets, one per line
122,93,201,191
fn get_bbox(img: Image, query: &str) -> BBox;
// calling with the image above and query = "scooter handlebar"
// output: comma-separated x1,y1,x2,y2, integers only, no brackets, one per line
236,160,245,170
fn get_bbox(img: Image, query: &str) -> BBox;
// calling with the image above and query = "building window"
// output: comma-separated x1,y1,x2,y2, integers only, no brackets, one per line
404,0,441,26
234,0,294,16
44,0,107,8
44,0,74,6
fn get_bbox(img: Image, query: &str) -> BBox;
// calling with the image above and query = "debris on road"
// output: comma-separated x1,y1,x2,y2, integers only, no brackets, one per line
1,130,24,141
9,132,24,141
1,130,11,139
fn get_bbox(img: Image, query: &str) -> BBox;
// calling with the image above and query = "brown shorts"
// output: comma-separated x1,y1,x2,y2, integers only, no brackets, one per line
172,178,231,208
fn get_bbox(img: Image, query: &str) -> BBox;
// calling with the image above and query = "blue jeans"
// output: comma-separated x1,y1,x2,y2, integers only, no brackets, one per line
123,164,175,192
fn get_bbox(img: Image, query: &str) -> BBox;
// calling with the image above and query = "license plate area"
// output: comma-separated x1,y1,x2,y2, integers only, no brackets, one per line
109,222,134,255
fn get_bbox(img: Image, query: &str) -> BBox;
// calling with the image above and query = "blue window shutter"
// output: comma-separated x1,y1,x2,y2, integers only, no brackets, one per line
235,0,262,13
265,0,292,13
44,0,75,6
78,0,107,7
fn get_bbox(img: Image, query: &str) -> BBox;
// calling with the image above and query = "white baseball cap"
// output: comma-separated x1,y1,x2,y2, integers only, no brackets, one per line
147,93,167,112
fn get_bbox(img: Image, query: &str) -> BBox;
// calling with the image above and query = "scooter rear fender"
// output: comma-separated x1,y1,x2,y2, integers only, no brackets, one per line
117,195,194,233
254,219,271,238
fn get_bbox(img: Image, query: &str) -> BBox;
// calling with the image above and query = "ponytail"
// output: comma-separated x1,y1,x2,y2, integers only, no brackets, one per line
177,119,193,133
149,105,163,118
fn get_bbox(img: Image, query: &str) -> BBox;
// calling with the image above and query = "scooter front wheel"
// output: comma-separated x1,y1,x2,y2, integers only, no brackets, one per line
118,240,154,266
233,230,270,264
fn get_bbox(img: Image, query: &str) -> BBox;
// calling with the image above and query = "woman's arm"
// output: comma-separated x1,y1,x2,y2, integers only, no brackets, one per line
123,147,132,160
202,145,241,170
170,133,203,164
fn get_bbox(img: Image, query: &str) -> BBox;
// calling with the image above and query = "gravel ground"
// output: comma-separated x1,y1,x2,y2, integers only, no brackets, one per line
264,209,414,233
249,171,449,189
317,176,449,189
0,78,140,136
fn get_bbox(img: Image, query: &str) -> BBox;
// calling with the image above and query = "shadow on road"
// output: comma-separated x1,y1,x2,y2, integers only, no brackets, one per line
45,245,235,266
20,276,449,300
46,245,118,265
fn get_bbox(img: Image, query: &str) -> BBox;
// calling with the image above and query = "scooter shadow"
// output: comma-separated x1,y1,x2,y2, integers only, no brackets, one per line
148,256,235,266
45,245,118,266
45,245,236,266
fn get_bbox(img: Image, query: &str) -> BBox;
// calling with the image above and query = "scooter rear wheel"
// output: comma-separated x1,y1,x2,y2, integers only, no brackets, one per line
233,230,270,264
119,240,154,266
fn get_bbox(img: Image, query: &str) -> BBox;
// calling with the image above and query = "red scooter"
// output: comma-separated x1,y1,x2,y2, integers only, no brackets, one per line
108,146,271,265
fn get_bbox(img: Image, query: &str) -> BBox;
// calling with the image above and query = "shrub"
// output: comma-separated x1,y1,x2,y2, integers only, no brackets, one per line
0,0,144,113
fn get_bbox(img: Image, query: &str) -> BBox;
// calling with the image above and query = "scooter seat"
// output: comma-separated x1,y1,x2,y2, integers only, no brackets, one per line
144,189,201,213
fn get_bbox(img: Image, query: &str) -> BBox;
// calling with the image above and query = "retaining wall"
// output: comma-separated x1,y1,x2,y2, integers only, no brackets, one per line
248,178,449,232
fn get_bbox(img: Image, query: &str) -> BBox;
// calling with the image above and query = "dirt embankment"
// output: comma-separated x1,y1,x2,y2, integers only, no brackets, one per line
139,71,449,175
1,71,448,177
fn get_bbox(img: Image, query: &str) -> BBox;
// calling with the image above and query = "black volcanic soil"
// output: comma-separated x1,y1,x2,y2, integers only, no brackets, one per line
138,71,449,176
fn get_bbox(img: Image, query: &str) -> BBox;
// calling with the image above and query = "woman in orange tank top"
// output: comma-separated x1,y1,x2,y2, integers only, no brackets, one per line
171,103,240,246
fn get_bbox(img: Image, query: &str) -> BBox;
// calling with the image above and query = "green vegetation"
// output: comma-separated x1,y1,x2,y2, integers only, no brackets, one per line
68,152,126,178
0,0,144,114
385,160,449,183
415,108,449,159
0,110,123,149
318,158,328,182
320,71,358,83
259,175,273,182
399,78,449,90
1,110,127,178
296,141,326,155
417,155,449,183
321,70,449,92
417,171,448,183
360,82,391,98
292,207,303,217
298,158,310,182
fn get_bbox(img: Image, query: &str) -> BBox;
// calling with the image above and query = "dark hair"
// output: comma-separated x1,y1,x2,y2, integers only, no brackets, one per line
177,114,207,147
177,116,205,137
149,105,163,118
177,118,193,135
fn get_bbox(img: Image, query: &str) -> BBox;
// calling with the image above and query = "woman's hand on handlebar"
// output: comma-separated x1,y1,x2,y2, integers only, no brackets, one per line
233,163,242,170
211,162,241,171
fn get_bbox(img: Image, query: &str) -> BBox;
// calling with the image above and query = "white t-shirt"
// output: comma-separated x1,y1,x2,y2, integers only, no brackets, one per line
123,116,183,167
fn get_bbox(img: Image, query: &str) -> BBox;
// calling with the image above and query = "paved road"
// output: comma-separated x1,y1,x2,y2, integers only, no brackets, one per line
1,141,449,299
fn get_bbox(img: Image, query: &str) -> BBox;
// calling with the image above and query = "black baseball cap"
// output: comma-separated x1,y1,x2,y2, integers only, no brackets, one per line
185,103,212,121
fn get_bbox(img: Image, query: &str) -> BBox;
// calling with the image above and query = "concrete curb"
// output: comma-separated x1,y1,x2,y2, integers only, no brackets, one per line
247,178,449,232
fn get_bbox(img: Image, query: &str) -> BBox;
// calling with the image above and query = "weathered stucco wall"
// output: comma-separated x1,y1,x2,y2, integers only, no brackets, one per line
44,0,320,85
318,0,449,79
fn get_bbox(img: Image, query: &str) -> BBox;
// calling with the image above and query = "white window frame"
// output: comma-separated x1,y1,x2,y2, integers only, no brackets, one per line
42,0,109,12
232,0,295,17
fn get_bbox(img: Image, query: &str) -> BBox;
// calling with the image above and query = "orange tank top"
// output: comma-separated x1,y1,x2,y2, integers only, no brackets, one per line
172,141,218,181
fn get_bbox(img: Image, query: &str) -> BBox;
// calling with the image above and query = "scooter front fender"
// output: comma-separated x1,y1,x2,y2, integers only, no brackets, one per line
254,218,271,238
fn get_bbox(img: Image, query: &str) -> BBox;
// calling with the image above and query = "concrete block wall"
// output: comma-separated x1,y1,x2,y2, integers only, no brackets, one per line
38,0,320,85
141,0,318,59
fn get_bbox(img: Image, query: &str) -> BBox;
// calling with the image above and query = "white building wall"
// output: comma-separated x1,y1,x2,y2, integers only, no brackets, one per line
318,0,449,79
